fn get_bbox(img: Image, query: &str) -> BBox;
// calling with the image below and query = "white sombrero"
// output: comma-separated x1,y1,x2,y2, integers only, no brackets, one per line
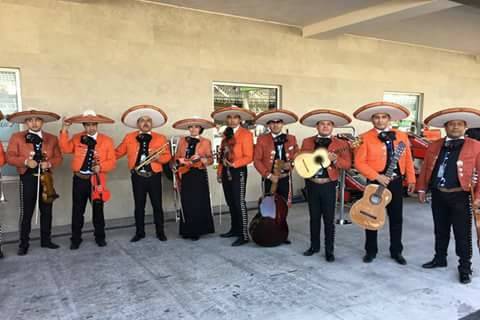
7,109,60,123
67,110,114,124
172,117,216,130
210,106,255,122
254,109,298,126
121,104,167,128
300,109,351,127
424,107,480,128
354,101,410,121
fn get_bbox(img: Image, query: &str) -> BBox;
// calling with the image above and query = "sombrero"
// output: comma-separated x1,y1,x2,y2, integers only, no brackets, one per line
121,104,168,129
172,117,216,130
211,106,255,122
6,109,60,123
424,107,480,128
300,109,351,127
66,110,114,124
354,101,410,121
254,109,298,126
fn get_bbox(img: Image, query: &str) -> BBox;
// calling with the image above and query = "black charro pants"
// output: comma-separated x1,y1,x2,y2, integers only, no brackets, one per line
431,188,472,273
71,175,105,244
19,172,53,247
222,167,249,240
131,172,164,237
365,177,404,256
305,180,337,254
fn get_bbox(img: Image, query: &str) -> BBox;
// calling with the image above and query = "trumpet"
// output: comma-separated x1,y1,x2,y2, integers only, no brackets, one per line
134,143,170,173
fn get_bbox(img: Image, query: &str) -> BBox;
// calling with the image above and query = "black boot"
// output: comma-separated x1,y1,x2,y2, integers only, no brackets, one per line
96,239,107,247
303,247,319,256
17,244,29,256
0,248,4,259
326,253,335,262
220,230,236,238
391,254,407,265
422,258,447,269
363,253,376,263
231,238,249,247
130,234,145,242
459,271,472,284
41,242,60,249
157,233,167,241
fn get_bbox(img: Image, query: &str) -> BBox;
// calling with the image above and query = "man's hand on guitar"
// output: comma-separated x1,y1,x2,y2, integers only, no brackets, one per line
376,174,391,187
92,165,100,173
26,159,38,169
269,174,279,184
418,191,427,203
282,162,292,171
473,199,480,210
328,152,337,162
407,183,415,194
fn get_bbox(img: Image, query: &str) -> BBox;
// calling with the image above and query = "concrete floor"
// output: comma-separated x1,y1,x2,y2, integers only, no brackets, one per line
0,198,479,320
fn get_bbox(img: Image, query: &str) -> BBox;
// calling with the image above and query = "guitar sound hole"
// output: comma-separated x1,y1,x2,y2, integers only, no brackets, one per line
314,156,324,164
369,194,381,205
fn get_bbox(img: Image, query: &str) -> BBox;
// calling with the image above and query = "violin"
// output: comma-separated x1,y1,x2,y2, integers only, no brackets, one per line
218,127,236,180
91,156,111,203
40,152,59,204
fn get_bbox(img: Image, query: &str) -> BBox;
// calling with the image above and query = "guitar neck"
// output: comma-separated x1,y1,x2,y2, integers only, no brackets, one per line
374,142,405,196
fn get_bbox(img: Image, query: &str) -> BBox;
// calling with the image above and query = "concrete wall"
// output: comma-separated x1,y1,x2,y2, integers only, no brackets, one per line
0,0,479,232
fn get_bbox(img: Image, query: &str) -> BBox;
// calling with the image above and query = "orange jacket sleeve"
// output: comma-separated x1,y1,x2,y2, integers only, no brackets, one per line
354,141,379,181
233,131,254,168
59,130,75,154
253,138,269,177
475,151,480,199
99,137,116,173
403,142,416,184
6,135,26,168
204,140,214,166
0,144,5,166
416,151,430,192
49,136,63,168
334,145,352,170
115,135,128,160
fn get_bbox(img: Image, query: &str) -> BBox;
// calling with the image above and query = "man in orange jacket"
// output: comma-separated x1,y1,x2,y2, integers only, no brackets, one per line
0,132,4,258
59,110,116,250
6,110,63,256
353,102,415,265
299,109,352,261
417,108,480,284
116,105,172,242
212,106,255,246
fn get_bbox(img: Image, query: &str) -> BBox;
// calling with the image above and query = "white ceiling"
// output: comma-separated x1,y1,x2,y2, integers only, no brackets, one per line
141,0,480,55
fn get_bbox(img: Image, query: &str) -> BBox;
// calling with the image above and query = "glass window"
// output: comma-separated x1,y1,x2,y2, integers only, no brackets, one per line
383,91,423,134
0,68,22,178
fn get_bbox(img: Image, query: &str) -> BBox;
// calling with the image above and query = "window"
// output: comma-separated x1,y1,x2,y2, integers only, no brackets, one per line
0,68,22,178
212,82,281,156
383,91,423,134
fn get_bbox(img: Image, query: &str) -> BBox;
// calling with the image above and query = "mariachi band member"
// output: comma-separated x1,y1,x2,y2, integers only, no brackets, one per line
172,117,216,241
116,105,172,242
6,110,63,255
252,109,299,245
299,110,352,261
211,106,255,246
59,110,116,250
353,102,416,264
0,112,6,258
417,108,480,284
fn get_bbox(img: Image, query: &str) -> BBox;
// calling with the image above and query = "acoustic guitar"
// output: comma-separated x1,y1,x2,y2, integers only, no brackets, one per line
294,137,362,179
350,141,406,230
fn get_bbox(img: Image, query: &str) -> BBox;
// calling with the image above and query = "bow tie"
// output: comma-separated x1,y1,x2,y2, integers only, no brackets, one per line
273,134,287,145
80,135,97,147
25,132,43,145
315,137,331,148
378,131,396,143
444,139,464,150
136,133,152,143
186,136,200,144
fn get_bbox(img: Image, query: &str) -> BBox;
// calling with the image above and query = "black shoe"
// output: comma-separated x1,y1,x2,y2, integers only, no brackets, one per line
41,242,60,249
191,236,200,241
220,230,236,238
422,259,447,269
70,242,80,250
303,248,319,256
231,238,249,247
96,239,107,247
283,239,291,245
157,233,167,241
130,234,145,242
459,272,472,284
0,249,3,259
17,246,29,256
326,253,335,262
363,254,376,263
391,254,407,265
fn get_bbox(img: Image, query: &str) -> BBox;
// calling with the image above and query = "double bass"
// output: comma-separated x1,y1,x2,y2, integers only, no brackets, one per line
249,159,289,247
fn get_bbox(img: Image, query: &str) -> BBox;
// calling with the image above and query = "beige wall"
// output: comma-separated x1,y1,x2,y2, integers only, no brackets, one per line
0,0,479,232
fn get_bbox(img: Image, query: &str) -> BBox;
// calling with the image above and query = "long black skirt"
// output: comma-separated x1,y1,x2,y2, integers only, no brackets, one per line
179,168,215,237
